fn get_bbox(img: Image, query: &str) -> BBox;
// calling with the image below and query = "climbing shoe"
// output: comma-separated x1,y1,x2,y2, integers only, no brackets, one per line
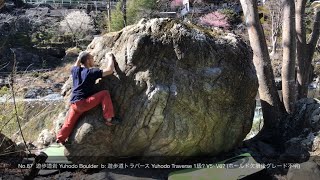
105,117,121,126
55,139,71,146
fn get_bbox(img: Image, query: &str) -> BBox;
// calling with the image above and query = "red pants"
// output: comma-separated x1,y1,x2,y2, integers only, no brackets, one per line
56,90,114,143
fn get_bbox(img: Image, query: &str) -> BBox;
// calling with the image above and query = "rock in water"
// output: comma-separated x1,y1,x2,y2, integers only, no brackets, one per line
62,18,258,164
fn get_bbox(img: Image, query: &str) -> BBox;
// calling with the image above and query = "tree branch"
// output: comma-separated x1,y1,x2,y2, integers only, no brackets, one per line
308,10,320,50
9,49,31,154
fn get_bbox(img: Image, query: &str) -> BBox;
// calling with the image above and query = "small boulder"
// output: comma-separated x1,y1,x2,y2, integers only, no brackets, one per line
24,87,55,99
37,129,55,147
24,87,41,99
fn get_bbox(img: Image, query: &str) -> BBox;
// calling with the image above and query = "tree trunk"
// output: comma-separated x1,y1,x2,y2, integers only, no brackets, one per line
270,34,278,58
296,0,307,99
297,3,320,98
268,0,282,59
121,0,127,27
240,0,284,129
302,9,320,96
282,0,296,113
295,0,308,99
107,0,112,32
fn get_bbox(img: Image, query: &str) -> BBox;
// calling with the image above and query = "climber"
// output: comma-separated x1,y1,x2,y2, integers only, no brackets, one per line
56,51,120,144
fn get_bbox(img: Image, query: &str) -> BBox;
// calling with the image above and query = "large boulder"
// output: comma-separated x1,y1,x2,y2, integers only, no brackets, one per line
62,18,258,164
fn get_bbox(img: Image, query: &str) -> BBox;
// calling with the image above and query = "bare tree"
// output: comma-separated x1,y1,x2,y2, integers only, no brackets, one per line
296,1,320,99
107,0,112,32
295,0,307,98
240,0,320,133
121,0,127,27
240,0,284,132
59,11,94,47
265,0,283,58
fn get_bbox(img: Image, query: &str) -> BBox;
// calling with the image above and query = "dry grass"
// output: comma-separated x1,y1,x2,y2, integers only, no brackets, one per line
0,96,65,142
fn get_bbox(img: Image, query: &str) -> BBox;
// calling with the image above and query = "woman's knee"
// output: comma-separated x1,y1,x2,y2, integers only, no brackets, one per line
101,90,110,96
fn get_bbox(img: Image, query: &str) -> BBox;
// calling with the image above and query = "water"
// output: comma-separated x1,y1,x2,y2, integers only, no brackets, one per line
246,100,264,139
254,100,262,122
0,93,63,103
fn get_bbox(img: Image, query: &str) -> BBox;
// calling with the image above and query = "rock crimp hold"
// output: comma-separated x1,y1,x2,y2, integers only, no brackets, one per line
62,18,258,164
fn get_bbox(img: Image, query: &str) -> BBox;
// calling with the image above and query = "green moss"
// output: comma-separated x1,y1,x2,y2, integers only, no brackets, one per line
183,22,225,38
0,86,9,96
258,6,269,14
220,8,242,25
31,72,40,78
149,19,176,37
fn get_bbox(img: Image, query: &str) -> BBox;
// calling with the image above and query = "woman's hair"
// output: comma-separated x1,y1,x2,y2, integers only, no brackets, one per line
78,51,91,64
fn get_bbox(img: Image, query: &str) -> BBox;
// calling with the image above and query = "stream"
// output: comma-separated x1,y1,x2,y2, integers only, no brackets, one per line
0,93,64,103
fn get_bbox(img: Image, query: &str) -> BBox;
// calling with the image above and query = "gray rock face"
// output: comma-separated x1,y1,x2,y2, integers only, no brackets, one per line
287,161,320,180
280,98,320,162
62,18,258,164
37,129,55,147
